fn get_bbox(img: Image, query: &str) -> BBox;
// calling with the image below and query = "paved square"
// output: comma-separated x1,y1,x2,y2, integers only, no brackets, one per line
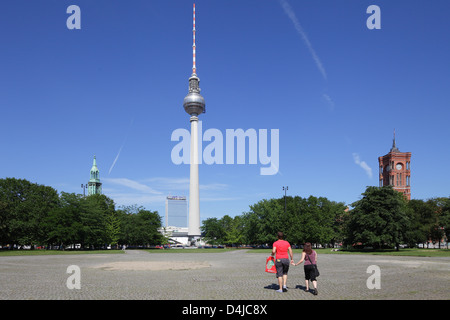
0,250,449,300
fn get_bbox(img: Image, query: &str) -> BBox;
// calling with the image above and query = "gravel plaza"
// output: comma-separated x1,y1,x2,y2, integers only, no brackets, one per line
0,249,449,300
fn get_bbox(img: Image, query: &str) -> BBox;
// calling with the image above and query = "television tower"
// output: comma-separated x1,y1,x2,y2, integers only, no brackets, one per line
183,3,205,244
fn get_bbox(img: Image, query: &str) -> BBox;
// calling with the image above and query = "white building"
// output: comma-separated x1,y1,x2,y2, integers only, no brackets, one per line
158,226,205,247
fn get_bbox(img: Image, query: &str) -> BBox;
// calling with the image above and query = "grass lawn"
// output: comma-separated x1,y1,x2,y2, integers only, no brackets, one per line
246,247,450,257
320,248,450,257
0,249,125,256
147,247,450,257
294,248,450,257
1,247,449,257
144,248,235,253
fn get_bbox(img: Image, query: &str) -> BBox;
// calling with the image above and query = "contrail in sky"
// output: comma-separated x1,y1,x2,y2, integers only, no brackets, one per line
322,93,335,110
109,144,124,175
279,0,327,80
109,117,134,175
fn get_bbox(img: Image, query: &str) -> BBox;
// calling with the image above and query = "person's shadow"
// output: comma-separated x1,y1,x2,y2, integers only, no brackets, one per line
264,283,315,295
295,285,315,294
263,283,279,290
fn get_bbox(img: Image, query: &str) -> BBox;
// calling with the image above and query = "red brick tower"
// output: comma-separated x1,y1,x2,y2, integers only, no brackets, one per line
378,131,411,200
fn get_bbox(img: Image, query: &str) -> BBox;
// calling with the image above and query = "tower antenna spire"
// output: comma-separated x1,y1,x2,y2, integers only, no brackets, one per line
391,128,399,152
192,3,196,75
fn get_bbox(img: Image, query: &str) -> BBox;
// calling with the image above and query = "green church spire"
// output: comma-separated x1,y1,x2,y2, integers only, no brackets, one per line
88,155,102,195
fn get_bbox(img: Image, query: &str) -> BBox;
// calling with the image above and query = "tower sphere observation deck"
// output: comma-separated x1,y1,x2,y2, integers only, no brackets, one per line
183,74,205,116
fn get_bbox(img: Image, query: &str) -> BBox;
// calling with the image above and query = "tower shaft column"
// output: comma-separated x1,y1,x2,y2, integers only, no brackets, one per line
188,115,201,237
183,4,205,245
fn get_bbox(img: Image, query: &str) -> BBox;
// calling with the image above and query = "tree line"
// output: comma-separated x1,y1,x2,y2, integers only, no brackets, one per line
201,186,450,250
0,178,165,249
2,177,449,251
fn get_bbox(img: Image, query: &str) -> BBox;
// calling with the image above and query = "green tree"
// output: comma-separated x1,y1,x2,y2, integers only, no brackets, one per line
405,199,432,247
315,197,344,246
44,192,118,249
331,203,349,247
105,208,121,247
135,209,164,245
240,210,260,245
440,197,450,249
0,199,10,245
406,198,448,248
44,192,85,248
117,205,163,246
0,178,58,248
81,195,105,248
201,217,225,245
284,196,345,247
245,199,284,245
236,196,344,247
223,215,245,246
346,186,410,250
429,197,449,248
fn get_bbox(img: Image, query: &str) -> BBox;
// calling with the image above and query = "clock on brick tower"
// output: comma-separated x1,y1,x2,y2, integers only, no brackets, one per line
378,132,411,200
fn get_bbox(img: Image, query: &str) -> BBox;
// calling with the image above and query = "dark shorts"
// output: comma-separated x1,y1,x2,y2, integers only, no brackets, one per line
304,264,317,281
275,258,290,277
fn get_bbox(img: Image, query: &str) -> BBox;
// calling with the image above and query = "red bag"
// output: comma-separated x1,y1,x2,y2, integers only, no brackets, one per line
265,256,276,273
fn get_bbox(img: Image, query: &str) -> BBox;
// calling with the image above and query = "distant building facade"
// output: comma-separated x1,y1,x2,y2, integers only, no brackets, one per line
165,196,188,227
378,133,411,200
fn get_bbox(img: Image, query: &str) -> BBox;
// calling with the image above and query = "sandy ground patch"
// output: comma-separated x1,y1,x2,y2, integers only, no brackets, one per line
92,260,211,271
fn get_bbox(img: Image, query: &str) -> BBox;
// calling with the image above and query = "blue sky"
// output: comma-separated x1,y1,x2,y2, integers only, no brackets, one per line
1,0,449,225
